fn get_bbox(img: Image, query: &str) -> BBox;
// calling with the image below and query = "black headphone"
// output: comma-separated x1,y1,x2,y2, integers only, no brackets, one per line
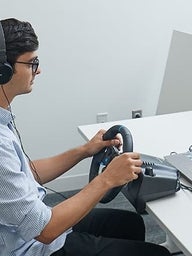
0,21,13,85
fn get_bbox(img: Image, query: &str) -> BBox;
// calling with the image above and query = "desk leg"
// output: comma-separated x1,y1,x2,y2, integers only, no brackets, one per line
160,234,182,254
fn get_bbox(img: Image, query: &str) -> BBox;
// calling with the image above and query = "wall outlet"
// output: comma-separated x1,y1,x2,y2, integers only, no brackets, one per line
132,109,142,119
97,112,108,123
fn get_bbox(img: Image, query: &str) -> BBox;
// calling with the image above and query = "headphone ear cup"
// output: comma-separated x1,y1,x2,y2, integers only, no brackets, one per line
0,62,13,84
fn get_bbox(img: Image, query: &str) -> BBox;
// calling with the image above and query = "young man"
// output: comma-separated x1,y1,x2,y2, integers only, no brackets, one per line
0,18,171,256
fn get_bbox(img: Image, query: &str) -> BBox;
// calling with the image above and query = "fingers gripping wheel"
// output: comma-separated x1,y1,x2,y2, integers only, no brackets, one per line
89,125,133,203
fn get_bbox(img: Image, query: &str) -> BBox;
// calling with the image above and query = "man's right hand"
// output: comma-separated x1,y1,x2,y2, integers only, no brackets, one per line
100,152,142,189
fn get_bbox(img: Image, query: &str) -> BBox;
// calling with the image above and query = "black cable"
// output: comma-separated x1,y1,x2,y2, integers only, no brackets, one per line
1,85,42,184
180,182,192,192
171,252,183,255
43,186,69,200
1,85,69,200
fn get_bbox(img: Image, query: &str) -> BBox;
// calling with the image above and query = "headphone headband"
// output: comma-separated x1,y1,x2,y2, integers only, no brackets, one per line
0,21,13,84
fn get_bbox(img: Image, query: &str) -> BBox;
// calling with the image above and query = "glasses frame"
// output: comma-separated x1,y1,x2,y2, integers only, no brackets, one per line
15,57,39,74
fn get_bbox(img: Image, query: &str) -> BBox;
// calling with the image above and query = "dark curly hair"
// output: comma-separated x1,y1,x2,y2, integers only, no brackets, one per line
1,18,39,68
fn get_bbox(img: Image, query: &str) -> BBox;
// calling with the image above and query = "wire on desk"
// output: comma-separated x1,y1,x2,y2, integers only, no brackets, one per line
180,183,192,192
171,252,184,255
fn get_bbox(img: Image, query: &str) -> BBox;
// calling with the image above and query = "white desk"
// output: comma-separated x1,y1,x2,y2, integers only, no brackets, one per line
78,111,192,256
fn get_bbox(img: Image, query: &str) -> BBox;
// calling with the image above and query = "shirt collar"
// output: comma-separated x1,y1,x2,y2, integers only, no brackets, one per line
0,106,15,125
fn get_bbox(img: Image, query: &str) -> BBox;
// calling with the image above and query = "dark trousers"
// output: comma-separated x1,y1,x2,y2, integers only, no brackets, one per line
51,208,171,256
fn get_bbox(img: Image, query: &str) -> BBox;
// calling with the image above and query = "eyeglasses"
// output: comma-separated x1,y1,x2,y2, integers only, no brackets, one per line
15,57,39,74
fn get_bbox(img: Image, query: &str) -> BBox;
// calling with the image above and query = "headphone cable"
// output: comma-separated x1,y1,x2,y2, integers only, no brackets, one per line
1,85,68,200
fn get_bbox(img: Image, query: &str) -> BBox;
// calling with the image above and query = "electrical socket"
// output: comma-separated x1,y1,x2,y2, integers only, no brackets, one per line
96,112,108,123
132,110,142,119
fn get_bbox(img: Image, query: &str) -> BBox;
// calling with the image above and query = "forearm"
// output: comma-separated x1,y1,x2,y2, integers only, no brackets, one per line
36,152,142,244
33,129,121,184
35,175,110,244
33,144,90,184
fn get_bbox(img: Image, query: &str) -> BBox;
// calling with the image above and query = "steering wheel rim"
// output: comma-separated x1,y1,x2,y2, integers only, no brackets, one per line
89,125,133,203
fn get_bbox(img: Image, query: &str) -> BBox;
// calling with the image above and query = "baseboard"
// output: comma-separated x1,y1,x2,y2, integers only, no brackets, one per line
44,173,89,194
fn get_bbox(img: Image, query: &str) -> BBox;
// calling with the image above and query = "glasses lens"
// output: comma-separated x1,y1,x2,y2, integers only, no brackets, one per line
32,58,39,73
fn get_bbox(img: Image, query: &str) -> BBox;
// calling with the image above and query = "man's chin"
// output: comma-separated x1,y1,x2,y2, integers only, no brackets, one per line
17,88,33,96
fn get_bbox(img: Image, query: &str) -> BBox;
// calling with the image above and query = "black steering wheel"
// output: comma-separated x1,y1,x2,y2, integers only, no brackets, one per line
89,125,133,203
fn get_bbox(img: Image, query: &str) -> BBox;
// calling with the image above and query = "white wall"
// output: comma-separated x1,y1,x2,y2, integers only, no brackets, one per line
2,0,192,191
157,30,192,115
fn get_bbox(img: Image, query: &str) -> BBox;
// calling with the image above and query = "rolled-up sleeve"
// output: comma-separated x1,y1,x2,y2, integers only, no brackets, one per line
0,137,52,242
17,199,52,241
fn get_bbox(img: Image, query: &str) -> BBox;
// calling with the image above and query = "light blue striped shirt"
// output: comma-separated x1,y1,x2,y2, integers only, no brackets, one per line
0,107,67,256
